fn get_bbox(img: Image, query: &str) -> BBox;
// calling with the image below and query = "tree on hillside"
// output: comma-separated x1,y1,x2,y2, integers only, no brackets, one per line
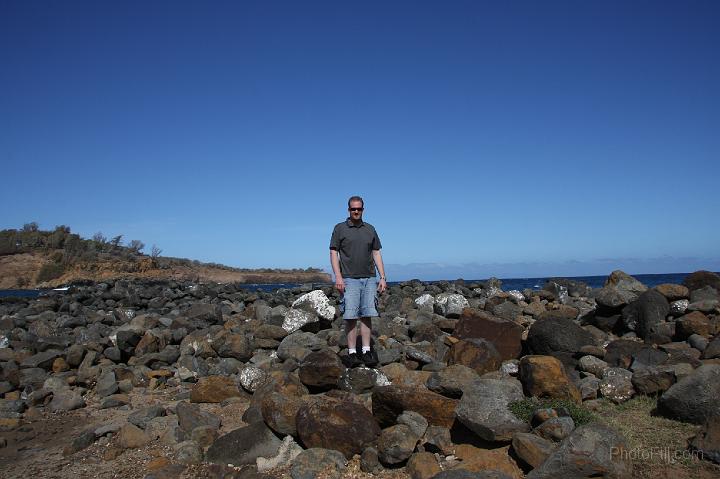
22,222,39,232
110,235,123,248
151,245,162,258
48,225,71,249
128,239,145,253
0,230,18,255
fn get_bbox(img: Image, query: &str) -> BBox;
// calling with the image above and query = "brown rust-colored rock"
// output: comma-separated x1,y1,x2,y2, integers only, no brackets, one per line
675,311,712,339
453,444,524,478
190,376,243,403
298,348,344,389
519,355,581,404
654,283,689,301
454,308,524,360
512,432,556,469
134,332,160,356
117,423,151,449
296,395,380,459
372,385,458,428
445,338,502,375
406,451,441,479
260,391,304,436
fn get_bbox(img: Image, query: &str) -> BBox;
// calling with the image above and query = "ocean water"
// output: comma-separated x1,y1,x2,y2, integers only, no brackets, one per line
0,272,697,298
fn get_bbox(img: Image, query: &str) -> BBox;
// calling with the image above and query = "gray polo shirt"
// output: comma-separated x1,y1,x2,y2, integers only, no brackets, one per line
329,218,382,278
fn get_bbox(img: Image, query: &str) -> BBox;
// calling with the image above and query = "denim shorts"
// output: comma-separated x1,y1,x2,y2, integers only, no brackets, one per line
340,277,378,319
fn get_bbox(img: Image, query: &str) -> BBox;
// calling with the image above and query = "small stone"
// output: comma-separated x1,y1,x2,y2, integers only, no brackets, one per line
406,451,441,479
174,440,203,464
62,429,97,456
117,423,151,449
52,357,70,373
360,447,383,474
377,424,418,465
534,416,575,442
290,447,347,479
190,376,243,403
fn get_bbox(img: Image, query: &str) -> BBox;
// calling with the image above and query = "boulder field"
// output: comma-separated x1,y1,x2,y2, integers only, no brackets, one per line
1,269,720,478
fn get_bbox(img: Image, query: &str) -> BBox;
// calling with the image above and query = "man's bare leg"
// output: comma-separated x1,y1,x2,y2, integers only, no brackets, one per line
345,319,359,351
359,318,372,350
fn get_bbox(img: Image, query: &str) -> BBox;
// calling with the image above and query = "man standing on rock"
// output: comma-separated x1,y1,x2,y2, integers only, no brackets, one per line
330,195,387,367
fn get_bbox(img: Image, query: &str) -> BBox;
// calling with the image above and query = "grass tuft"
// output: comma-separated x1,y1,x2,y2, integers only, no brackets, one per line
508,397,596,425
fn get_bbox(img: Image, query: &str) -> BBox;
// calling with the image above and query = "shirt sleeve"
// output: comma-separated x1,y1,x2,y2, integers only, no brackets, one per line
371,227,382,250
329,225,340,250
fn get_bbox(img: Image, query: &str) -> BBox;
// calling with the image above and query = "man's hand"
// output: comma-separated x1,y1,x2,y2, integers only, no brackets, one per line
335,277,345,293
377,278,387,294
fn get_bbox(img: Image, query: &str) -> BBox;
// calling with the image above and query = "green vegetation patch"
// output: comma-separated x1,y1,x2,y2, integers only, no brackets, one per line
36,262,65,283
508,397,596,425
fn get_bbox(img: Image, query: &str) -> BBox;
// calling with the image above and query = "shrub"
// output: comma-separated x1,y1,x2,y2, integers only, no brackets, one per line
508,397,596,425
36,262,65,283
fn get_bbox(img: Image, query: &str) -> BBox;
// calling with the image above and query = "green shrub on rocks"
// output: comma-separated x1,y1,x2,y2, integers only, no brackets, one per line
509,397,596,425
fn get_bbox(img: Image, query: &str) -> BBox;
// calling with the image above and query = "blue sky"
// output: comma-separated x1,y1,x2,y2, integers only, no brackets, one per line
1,1,719,280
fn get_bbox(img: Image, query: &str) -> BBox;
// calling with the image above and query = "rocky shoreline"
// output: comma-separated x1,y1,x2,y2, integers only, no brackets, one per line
1,270,720,478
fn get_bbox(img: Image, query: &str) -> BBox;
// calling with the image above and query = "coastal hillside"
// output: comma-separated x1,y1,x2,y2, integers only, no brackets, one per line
0,224,329,289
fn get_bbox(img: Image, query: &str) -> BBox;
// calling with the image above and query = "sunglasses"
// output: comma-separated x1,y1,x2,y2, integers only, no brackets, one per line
349,207,364,212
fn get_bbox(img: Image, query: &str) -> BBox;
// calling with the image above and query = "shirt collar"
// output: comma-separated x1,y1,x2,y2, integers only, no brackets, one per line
346,217,364,227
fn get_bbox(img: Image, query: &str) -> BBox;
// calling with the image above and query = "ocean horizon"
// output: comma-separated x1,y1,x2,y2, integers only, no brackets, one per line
0,271,709,298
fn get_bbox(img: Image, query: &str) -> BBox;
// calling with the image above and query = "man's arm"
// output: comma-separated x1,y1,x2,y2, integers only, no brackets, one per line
372,249,387,293
330,249,345,293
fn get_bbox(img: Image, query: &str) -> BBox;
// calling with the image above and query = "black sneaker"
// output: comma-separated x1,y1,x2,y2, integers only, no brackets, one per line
343,352,363,368
361,349,379,367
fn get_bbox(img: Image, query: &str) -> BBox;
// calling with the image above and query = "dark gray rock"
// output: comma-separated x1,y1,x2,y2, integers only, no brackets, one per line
176,401,221,434
631,367,675,395
63,429,97,456
96,370,118,397
103,347,122,362
377,424,418,465
338,367,378,394
526,318,595,355
99,393,129,409
426,364,480,398
48,389,86,412
683,270,720,293
277,332,326,362
690,285,720,303
128,405,167,429
657,364,720,424
290,447,347,479
397,410,429,439
360,447,383,474
604,340,644,369
689,416,720,464
595,287,637,313
526,424,632,478
455,378,530,442
206,421,282,466
629,347,668,371
19,368,49,391
622,290,670,342
703,337,720,359
19,350,63,370
185,303,222,323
